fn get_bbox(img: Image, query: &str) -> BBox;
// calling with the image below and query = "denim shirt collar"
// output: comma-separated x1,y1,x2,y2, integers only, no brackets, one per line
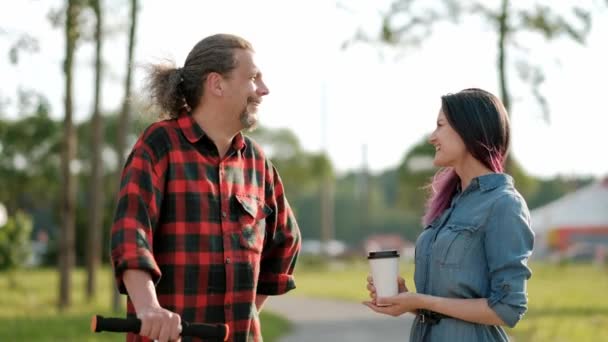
456,173,512,194
476,173,513,192
426,173,512,230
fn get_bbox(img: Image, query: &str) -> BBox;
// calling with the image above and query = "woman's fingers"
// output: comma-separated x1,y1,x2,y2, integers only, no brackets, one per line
362,300,399,317
397,276,406,292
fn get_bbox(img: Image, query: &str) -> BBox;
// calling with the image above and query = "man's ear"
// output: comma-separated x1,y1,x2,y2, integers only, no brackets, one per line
206,72,224,96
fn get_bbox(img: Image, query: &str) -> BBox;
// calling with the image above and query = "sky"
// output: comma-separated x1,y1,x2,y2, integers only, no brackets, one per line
1,0,607,179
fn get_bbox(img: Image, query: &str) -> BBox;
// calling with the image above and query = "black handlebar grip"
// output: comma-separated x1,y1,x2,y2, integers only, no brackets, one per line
91,315,229,341
91,315,140,333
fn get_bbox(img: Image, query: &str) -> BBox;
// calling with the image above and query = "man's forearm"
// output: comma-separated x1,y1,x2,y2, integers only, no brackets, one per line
123,269,161,312
255,295,268,311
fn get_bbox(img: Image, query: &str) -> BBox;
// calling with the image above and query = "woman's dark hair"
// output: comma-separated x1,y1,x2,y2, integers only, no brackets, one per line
423,88,511,225
144,33,253,118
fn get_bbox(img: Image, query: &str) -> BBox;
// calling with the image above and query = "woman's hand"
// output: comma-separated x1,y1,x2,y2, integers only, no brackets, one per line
363,275,419,317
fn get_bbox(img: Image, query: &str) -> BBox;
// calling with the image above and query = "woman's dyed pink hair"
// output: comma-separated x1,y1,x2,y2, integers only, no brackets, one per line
422,88,510,226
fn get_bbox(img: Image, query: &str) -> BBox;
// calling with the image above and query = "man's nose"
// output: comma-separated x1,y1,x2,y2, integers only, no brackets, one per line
257,81,269,96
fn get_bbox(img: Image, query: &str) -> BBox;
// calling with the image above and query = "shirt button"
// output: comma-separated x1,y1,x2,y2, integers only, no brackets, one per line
225,257,231,264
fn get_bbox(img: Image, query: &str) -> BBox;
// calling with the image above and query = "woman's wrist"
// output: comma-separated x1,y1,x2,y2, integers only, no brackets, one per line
413,293,434,311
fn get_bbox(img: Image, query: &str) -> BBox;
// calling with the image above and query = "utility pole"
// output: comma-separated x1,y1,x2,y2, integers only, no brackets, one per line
319,81,334,257
360,144,370,236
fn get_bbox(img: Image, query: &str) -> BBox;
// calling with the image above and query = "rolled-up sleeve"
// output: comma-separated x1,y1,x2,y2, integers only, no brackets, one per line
485,193,534,327
257,163,301,295
110,141,166,294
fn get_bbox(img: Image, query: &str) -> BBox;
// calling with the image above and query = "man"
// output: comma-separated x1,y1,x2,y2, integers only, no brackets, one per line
110,33,301,342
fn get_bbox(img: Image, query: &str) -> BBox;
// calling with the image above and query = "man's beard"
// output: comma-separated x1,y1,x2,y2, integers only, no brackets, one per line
240,97,260,131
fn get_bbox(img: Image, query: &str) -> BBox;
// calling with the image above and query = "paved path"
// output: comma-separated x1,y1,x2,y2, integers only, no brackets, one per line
265,295,413,342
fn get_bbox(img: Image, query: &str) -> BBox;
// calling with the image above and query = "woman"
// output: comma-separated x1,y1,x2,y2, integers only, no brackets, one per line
364,88,534,341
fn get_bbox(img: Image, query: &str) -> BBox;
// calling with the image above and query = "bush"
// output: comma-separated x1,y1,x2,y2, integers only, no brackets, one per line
0,211,33,271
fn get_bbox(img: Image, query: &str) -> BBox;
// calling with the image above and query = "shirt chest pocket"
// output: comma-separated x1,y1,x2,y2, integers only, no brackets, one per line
235,194,273,253
434,223,481,268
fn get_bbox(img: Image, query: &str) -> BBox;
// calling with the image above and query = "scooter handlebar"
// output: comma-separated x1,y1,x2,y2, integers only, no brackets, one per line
91,315,229,341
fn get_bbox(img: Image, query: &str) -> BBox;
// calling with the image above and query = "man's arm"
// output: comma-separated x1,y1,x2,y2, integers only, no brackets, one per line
123,269,161,313
256,162,301,296
255,295,268,311
123,270,181,341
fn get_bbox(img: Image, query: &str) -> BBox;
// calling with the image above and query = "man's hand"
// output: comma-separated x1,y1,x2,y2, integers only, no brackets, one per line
123,270,181,341
137,305,181,342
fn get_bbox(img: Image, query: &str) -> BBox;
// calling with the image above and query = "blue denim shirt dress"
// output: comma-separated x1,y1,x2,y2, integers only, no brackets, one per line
410,173,534,342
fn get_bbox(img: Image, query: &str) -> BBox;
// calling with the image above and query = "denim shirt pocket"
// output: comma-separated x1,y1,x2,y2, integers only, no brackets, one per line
437,223,481,268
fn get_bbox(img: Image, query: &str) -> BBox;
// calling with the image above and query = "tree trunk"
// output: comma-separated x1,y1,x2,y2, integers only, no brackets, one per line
497,0,514,172
87,0,104,301
59,0,79,310
113,0,138,312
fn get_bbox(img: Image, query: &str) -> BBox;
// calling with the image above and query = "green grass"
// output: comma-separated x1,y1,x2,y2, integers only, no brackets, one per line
510,263,608,342
0,267,289,341
291,259,608,342
3,262,605,342
292,259,415,302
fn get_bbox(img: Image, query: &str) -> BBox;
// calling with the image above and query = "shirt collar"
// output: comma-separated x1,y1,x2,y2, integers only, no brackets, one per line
178,113,205,143
476,173,512,192
177,113,247,151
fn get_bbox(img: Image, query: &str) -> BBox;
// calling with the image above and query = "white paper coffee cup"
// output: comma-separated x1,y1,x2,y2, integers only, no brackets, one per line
368,250,400,305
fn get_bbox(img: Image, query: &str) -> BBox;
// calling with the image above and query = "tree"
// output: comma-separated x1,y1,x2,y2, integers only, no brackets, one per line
464,0,592,171
113,0,138,312
86,0,104,301
59,0,81,310
396,136,437,217
0,211,32,288
1,28,39,65
116,0,138,168
0,97,61,213
347,0,597,172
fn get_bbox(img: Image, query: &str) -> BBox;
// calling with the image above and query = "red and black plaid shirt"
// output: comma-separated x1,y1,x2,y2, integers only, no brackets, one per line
110,114,301,342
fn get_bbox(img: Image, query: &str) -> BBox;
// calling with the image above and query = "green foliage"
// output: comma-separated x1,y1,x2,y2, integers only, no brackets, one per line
518,5,591,43
293,261,608,342
0,107,62,212
508,157,540,201
248,127,334,199
0,101,597,266
371,0,597,120
0,211,32,271
396,136,437,216
0,267,288,341
526,176,594,210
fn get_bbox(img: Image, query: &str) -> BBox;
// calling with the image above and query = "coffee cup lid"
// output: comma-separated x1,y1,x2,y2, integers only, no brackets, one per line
367,250,400,259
